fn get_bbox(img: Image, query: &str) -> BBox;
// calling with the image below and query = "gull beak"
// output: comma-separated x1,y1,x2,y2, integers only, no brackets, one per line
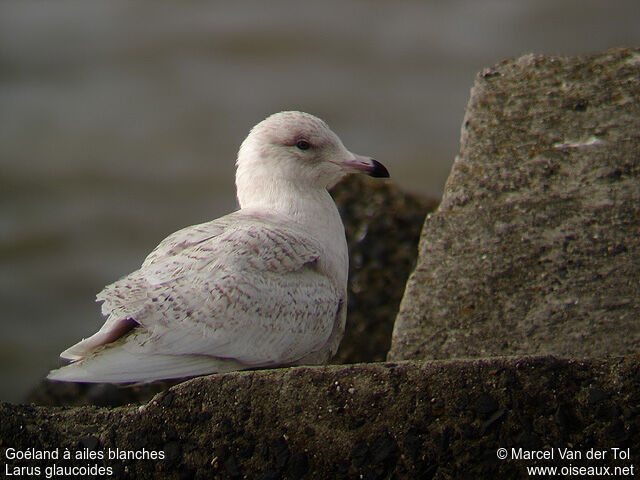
342,153,390,178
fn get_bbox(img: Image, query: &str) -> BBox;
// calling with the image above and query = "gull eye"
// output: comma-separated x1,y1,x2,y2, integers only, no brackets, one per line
296,140,310,150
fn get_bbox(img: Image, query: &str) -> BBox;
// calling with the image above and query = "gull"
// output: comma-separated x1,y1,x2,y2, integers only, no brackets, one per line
47,111,389,383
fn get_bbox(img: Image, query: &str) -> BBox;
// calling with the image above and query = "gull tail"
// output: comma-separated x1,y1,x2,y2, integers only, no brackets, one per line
47,334,246,384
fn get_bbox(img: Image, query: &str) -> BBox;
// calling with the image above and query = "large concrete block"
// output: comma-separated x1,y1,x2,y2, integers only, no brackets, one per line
390,48,640,361
3,356,639,478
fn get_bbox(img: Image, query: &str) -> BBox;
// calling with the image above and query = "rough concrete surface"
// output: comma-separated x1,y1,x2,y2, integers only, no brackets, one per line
2,356,639,479
390,48,640,361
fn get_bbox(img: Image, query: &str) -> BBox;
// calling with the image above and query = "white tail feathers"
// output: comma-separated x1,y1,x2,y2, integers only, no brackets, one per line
47,352,243,383
47,331,246,384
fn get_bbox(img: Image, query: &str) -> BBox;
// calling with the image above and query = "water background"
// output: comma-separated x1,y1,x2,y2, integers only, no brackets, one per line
1,0,639,402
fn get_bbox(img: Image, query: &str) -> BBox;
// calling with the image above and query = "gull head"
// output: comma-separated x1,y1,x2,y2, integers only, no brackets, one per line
236,111,388,208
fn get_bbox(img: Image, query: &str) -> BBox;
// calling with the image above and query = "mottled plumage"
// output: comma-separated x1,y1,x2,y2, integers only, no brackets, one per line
47,111,389,383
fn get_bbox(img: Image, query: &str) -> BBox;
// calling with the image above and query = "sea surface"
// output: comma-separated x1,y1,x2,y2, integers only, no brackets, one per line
1,0,639,402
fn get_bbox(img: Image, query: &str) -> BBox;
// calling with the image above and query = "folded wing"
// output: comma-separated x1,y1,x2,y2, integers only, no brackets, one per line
48,211,341,383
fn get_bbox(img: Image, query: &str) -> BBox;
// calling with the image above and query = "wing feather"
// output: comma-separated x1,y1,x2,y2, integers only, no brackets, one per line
57,210,342,380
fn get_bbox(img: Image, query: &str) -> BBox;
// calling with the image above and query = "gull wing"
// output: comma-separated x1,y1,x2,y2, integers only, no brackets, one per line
48,211,341,383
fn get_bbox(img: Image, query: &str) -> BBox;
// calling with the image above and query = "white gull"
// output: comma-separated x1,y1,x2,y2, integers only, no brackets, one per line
47,111,389,383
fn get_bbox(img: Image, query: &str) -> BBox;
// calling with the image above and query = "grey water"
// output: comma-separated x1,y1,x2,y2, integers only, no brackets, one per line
1,0,639,403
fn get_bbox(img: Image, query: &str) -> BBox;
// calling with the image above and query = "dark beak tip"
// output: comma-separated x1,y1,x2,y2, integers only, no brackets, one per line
369,159,390,178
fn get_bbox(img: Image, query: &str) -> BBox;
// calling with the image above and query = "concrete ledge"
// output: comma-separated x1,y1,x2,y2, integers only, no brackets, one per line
2,355,638,479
